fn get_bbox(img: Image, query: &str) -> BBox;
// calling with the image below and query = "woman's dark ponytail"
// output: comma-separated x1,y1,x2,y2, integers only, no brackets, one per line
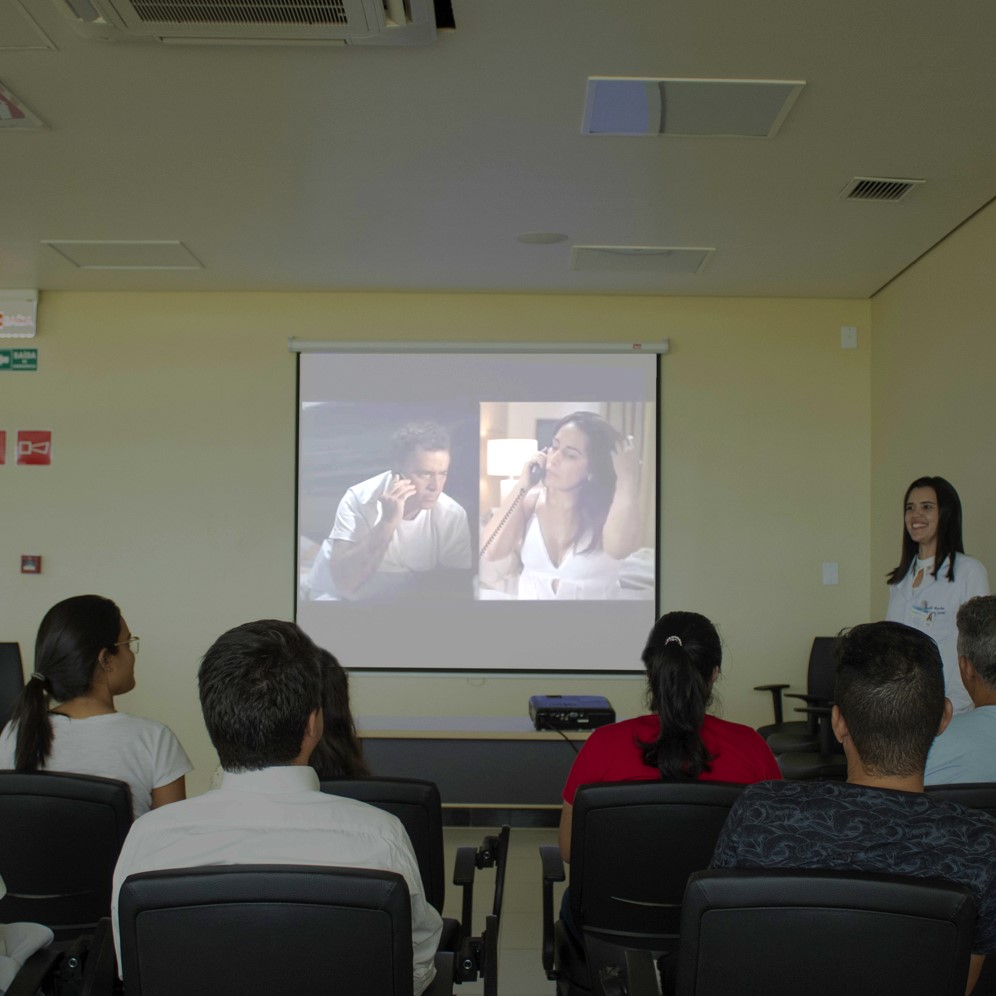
11,595,120,772
12,673,53,771
639,611,722,780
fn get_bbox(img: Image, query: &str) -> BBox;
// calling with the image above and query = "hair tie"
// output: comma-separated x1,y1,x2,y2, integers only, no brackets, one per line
30,671,47,684
664,635,683,647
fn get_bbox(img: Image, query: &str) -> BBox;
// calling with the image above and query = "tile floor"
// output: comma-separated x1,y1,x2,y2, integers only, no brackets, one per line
442,826,565,996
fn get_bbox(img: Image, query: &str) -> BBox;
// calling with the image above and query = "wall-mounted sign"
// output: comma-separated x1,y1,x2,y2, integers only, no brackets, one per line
0,290,37,338
16,430,51,466
0,348,37,371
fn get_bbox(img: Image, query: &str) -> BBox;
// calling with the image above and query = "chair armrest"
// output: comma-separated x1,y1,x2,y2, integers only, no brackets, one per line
793,705,838,755
753,683,791,724
540,843,566,978
785,693,833,705
626,949,663,996
425,950,456,996
453,845,478,942
7,947,64,996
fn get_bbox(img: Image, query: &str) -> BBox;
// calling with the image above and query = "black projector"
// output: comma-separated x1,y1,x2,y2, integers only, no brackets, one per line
529,695,615,732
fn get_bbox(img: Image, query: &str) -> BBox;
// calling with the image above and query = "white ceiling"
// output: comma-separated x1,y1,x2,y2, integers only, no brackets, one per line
1,0,994,298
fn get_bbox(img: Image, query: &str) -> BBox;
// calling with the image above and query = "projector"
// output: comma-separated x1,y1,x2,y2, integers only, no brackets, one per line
529,695,615,732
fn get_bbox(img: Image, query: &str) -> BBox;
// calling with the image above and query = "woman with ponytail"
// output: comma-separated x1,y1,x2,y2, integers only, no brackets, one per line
0,595,191,819
559,611,780,861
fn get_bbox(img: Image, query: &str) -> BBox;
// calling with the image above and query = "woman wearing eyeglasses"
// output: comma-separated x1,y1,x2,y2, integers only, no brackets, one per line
0,594,191,818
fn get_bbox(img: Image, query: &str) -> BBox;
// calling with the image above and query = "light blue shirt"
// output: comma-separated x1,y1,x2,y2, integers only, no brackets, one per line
925,705,996,785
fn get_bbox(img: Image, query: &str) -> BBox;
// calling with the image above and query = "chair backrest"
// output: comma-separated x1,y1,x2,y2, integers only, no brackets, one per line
118,864,414,996
925,782,996,820
0,642,24,731
806,637,839,701
320,776,446,913
676,868,976,996
570,781,745,943
0,771,132,936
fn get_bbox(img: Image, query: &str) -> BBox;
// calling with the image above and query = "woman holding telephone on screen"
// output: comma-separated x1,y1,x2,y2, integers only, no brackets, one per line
479,411,642,599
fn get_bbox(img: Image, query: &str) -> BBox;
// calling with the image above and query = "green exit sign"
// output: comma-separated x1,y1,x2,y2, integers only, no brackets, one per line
0,348,37,371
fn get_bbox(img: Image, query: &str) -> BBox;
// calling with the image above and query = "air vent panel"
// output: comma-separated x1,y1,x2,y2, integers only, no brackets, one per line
570,246,714,275
130,0,349,26
841,177,925,203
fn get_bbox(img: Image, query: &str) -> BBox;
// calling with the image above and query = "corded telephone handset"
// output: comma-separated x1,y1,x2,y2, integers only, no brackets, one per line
478,457,544,558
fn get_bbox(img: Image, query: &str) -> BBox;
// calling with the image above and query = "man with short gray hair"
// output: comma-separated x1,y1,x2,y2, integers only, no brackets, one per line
926,595,996,784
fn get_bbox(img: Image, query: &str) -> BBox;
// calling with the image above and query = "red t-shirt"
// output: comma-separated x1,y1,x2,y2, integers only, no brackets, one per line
562,713,781,804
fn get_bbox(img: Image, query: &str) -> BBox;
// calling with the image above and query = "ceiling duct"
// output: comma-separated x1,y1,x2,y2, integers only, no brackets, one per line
840,177,925,203
47,0,440,45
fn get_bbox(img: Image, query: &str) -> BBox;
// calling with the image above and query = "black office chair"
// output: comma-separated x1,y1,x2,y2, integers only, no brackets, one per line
926,781,996,819
0,771,132,939
924,782,996,995
540,781,745,996
668,868,976,996
321,776,508,991
116,864,442,996
755,636,838,752
0,642,24,731
5,916,115,996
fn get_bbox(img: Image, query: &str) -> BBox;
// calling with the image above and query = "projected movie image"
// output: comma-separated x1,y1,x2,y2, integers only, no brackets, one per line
299,402,477,602
296,350,659,672
478,402,655,601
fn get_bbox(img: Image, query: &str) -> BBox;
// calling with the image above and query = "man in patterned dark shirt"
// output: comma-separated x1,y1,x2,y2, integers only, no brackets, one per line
712,621,996,994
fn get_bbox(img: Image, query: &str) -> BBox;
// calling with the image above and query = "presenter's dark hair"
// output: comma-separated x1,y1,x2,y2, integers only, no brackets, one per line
887,476,964,585
199,620,323,772
11,595,122,772
390,421,451,469
309,648,370,779
835,621,945,777
638,611,720,780
551,411,622,555
957,596,996,689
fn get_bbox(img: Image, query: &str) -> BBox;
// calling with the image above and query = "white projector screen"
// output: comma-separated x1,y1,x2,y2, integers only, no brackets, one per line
296,349,659,672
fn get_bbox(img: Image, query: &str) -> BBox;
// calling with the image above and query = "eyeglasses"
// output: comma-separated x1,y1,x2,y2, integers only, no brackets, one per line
115,635,140,655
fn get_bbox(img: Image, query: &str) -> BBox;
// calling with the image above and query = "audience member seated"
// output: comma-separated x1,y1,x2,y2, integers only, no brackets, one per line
0,873,55,992
110,619,442,995
309,648,371,779
927,596,996,785
711,620,996,995
557,611,780,941
0,595,190,819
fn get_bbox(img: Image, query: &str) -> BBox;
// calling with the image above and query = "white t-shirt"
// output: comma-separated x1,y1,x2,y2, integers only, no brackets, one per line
111,766,442,995
886,554,990,714
0,712,192,819
303,469,471,599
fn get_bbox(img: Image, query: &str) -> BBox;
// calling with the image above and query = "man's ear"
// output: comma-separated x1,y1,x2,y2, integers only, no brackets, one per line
831,704,848,744
959,655,976,687
305,707,323,743
937,698,954,737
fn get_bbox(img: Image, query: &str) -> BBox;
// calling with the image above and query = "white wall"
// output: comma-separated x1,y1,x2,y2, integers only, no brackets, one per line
870,200,996,614
1,291,871,793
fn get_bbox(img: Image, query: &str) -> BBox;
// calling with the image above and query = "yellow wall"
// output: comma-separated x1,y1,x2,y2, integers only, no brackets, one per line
1,292,870,793
870,200,996,615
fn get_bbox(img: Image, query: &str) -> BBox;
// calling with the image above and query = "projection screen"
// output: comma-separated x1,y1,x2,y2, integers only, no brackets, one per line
296,346,660,672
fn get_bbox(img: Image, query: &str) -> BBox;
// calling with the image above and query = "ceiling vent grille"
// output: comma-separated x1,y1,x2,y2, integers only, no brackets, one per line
48,0,439,44
841,177,925,203
129,1,349,26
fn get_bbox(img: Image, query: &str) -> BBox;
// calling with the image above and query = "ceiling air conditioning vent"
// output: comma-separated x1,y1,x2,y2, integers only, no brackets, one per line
49,0,440,45
840,177,925,203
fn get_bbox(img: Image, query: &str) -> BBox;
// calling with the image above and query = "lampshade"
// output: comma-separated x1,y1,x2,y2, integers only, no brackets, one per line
486,438,537,478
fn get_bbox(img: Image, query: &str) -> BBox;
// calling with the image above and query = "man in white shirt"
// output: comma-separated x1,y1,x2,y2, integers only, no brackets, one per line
303,421,471,600
926,596,996,784
111,620,442,995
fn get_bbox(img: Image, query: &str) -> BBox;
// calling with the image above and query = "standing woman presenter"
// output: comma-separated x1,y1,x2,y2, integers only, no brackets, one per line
886,476,989,714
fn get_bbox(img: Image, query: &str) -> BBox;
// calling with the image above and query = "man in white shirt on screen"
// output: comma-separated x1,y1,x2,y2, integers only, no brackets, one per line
111,620,442,995
303,421,472,601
